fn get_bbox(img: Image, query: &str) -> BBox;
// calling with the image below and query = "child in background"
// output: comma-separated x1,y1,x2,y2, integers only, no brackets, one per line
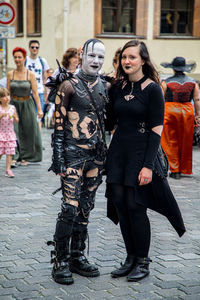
44,68,55,128
0,88,19,177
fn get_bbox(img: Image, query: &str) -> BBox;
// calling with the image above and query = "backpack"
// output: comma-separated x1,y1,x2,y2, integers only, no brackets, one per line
45,59,72,103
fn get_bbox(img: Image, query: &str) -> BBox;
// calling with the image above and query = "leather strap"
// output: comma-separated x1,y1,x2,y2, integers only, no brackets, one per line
79,77,105,142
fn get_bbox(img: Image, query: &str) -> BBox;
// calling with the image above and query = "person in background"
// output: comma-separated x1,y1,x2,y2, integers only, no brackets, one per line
7,47,43,166
193,80,200,146
62,48,79,74
77,46,82,63
105,40,186,282
0,87,18,177
52,47,79,78
47,38,107,285
43,68,55,128
107,48,121,79
0,76,7,88
160,57,200,179
44,68,54,98
25,40,49,129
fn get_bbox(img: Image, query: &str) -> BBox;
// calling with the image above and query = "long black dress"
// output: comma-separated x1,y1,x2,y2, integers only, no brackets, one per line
105,76,186,237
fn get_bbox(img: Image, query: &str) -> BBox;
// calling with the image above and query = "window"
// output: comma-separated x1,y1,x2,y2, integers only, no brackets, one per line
160,0,194,35
27,0,41,36
101,0,136,34
10,0,23,36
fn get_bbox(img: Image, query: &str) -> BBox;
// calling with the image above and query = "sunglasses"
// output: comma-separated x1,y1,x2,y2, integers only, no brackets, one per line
31,46,39,49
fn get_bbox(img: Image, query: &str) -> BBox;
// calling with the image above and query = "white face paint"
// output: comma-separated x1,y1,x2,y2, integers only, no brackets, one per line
81,42,105,76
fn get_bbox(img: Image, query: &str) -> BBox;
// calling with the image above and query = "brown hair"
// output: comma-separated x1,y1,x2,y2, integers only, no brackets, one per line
61,48,78,69
0,88,10,103
12,47,27,58
113,48,121,67
117,40,160,84
29,40,40,47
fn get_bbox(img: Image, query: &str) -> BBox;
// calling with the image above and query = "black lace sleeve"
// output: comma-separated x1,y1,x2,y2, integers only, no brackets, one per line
49,80,74,174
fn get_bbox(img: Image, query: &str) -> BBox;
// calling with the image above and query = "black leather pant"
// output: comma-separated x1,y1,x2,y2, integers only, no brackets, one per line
54,145,104,256
61,157,103,223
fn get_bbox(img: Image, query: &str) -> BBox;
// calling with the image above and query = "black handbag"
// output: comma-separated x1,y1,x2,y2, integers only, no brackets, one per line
157,144,169,177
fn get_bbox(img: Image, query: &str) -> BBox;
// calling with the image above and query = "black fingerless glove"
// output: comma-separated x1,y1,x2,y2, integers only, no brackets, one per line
48,131,66,174
143,130,161,170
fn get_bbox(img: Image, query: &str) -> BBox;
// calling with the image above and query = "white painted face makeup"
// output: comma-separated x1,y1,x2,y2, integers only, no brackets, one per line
81,42,105,76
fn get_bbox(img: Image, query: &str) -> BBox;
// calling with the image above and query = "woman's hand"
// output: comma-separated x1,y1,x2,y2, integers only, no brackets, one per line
138,167,152,186
0,112,8,119
195,115,200,126
13,108,19,123
38,109,43,119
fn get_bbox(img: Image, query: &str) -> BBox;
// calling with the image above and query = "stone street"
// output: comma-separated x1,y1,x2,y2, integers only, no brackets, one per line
0,128,200,300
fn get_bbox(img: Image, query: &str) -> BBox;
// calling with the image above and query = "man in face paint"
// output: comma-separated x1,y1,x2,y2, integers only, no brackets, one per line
48,39,108,285
81,40,105,76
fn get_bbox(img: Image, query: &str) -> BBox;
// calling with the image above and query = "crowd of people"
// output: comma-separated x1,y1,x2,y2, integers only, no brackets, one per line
0,41,82,172
1,37,200,286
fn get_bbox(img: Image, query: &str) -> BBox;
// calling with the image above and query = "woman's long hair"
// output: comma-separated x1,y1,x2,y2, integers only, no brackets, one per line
117,40,160,84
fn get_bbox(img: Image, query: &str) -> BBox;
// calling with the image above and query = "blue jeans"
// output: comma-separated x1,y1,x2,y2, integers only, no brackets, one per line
32,93,46,113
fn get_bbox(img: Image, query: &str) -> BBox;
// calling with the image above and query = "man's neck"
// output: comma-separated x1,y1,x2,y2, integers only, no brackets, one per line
30,54,38,60
78,69,97,82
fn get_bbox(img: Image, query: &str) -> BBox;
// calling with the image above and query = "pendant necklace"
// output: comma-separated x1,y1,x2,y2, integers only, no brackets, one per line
87,79,98,93
124,82,134,101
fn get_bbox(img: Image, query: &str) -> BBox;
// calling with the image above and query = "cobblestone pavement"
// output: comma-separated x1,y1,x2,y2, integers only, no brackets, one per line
0,128,200,300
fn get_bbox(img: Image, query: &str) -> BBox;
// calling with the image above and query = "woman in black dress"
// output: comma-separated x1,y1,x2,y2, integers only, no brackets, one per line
106,40,186,282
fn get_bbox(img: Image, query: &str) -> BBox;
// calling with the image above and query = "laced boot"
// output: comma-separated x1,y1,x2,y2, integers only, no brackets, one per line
69,224,100,277
47,239,73,285
111,255,135,278
47,202,78,285
127,257,152,282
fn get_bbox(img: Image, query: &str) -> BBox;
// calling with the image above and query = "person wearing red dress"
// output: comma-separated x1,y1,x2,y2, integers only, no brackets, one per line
161,57,200,179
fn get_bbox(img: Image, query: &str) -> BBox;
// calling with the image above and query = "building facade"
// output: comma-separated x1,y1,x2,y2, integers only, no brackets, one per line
2,0,200,77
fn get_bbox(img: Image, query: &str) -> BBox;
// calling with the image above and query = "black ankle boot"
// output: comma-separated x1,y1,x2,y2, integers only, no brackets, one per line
127,257,152,282
69,223,100,277
52,258,74,285
47,240,74,285
69,252,100,277
111,255,135,278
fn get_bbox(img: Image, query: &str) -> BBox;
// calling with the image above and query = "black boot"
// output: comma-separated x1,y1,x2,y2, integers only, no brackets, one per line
47,240,73,285
69,224,100,277
169,172,180,179
111,255,135,278
48,203,78,285
127,257,152,282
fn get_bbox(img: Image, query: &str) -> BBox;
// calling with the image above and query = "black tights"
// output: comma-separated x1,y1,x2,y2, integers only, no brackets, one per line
110,183,151,257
